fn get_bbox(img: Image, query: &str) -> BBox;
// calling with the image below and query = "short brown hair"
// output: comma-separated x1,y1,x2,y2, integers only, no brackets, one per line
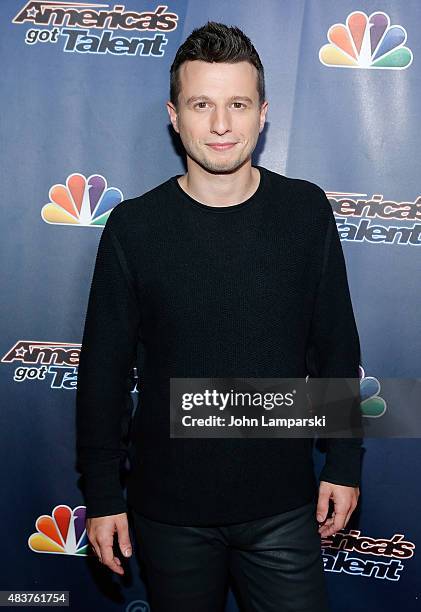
170,21,265,108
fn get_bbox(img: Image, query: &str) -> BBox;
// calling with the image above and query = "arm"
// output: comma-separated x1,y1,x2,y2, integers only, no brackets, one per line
76,216,141,519
305,188,363,534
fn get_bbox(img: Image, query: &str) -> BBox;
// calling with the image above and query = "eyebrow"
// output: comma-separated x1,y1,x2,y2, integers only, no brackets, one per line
185,95,254,105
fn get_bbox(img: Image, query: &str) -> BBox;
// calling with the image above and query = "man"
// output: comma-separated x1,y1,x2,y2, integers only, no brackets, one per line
76,21,363,612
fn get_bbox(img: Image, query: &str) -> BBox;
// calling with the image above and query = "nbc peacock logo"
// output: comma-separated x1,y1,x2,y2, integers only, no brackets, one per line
41,173,123,227
319,11,413,70
359,366,386,418
28,505,90,556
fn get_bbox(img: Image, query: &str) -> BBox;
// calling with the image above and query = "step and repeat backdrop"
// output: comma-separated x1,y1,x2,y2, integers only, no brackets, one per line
1,0,420,610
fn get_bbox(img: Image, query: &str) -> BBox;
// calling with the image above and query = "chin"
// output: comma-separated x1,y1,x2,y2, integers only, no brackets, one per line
200,155,247,174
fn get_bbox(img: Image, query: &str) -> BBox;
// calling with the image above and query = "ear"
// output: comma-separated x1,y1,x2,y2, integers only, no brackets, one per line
259,100,269,133
166,101,179,134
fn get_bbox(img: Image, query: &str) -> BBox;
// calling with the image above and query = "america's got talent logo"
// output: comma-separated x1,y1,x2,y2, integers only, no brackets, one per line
12,2,179,57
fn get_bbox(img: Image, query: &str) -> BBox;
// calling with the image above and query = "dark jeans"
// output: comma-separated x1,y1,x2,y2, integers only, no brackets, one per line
129,499,330,612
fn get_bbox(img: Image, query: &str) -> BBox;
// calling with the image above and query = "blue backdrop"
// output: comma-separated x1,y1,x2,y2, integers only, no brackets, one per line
1,1,420,610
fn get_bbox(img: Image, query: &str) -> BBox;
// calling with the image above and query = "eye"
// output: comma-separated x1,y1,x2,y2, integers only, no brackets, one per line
194,102,209,109
232,102,246,108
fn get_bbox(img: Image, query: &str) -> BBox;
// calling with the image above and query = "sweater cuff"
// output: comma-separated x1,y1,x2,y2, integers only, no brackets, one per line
83,494,128,519
80,460,128,518
319,438,363,487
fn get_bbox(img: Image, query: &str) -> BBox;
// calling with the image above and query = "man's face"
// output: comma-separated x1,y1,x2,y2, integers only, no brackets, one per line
167,60,268,174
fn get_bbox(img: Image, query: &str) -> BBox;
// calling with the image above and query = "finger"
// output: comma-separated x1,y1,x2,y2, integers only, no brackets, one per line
320,525,336,538
99,542,124,575
320,508,347,537
332,507,347,532
112,554,124,572
317,513,334,529
318,517,334,535
116,517,132,558
331,495,350,529
316,489,331,522
318,515,334,528
343,508,353,528
318,510,335,530
343,499,358,528
318,519,337,538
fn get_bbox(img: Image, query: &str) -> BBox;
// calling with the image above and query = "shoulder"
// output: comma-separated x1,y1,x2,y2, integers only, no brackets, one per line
103,176,173,234
262,166,329,204
261,166,333,222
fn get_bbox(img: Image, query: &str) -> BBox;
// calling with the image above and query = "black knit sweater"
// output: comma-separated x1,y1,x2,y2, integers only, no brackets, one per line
76,165,363,525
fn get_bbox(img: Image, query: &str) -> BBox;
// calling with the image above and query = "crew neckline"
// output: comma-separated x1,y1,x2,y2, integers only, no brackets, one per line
170,165,266,213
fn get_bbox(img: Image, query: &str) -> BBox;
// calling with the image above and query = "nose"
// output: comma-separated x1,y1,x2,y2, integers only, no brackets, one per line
209,106,232,136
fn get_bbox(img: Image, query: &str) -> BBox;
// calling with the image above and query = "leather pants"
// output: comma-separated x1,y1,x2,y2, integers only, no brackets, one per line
130,499,330,612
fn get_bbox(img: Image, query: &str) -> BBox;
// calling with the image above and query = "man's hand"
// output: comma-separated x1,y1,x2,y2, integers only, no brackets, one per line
86,512,132,575
317,481,360,538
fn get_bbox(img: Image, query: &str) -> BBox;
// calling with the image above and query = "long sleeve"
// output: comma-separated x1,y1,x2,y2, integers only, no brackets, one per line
306,189,363,487
76,217,141,518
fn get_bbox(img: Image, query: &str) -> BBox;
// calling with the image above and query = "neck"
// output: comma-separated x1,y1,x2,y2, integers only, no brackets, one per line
177,159,260,207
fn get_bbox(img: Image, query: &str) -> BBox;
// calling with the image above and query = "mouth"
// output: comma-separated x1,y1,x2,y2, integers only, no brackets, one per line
206,142,237,151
